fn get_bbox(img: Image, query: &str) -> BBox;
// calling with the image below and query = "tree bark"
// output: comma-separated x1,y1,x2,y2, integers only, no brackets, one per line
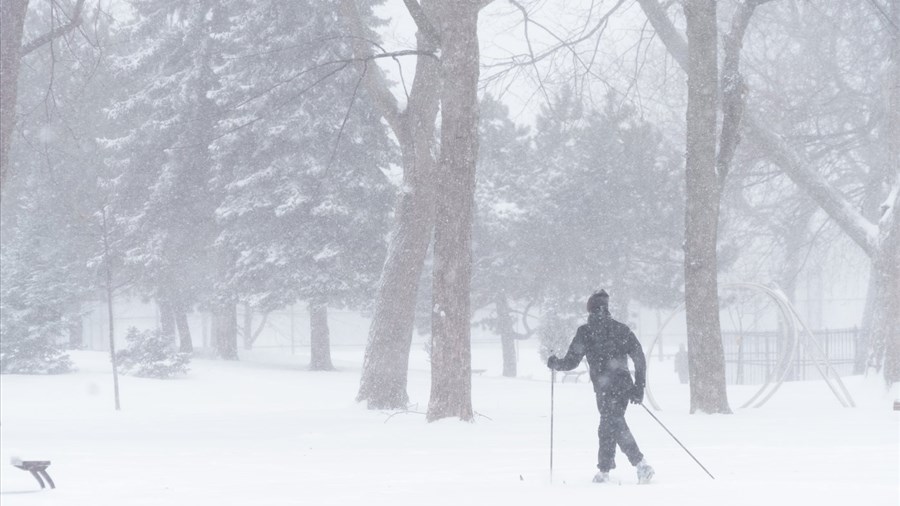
874,0,900,383
343,0,442,409
158,296,177,345
427,0,480,423
637,0,898,384
309,299,335,371
68,301,84,349
212,300,238,360
0,0,28,197
0,0,85,199
496,294,517,378
683,0,731,414
174,308,193,354
870,195,900,383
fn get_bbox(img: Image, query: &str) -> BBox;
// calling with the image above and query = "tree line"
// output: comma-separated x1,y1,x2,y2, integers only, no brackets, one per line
0,0,897,419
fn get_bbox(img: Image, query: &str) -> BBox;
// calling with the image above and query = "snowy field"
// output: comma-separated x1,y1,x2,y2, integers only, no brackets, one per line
1,340,897,506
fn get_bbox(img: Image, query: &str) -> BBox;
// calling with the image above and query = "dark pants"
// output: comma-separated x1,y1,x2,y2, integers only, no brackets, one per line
595,390,643,472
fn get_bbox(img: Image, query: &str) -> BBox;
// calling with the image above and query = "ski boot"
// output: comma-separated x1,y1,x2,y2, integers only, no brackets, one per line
636,459,654,484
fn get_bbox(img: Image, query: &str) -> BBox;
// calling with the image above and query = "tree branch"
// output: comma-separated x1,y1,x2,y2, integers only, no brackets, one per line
716,0,762,191
636,0,879,257
21,0,86,57
339,0,409,138
402,0,440,46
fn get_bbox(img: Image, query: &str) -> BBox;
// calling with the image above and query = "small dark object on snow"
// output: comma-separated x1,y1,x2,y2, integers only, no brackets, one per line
11,458,55,489
893,400,900,411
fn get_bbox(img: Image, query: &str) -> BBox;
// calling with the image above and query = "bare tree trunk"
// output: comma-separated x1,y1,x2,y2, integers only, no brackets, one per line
101,206,121,410
874,1,900,383
870,206,900,383
0,0,28,196
309,299,334,371
426,0,480,423
683,0,730,414
242,303,253,349
174,307,193,354
638,0,898,384
158,296,177,345
496,294,517,378
212,301,238,360
68,301,84,349
344,0,442,409
0,0,85,199
241,305,269,350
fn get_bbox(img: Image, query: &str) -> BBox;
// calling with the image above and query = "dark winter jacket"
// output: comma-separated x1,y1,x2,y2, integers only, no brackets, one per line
553,311,646,396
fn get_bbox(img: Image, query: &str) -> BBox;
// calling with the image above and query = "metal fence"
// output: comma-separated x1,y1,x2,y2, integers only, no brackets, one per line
721,327,859,384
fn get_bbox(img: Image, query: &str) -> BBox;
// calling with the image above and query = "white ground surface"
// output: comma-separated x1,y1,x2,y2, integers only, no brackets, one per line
1,340,897,506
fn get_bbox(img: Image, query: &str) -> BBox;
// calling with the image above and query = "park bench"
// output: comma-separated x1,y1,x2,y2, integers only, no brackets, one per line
11,458,55,489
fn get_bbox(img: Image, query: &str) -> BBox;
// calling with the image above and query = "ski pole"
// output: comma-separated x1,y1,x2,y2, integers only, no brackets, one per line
639,403,715,480
550,368,556,481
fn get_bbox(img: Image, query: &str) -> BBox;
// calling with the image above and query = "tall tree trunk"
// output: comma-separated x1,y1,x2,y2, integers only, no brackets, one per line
496,294,517,378
347,0,442,409
683,0,730,414
242,303,253,349
0,0,28,197
638,0,898,384
68,301,84,349
427,1,480,423
357,144,436,406
870,206,900,383
174,308,193,354
158,296,177,345
874,1,900,383
212,300,238,360
309,298,334,371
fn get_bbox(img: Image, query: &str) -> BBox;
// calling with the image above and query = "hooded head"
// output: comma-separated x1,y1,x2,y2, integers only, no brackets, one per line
587,289,610,314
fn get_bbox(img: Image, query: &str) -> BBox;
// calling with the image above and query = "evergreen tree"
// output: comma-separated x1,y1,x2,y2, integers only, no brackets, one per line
105,0,229,355
0,216,74,374
471,95,536,376
211,0,395,367
0,3,112,373
527,90,684,319
116,326,190,379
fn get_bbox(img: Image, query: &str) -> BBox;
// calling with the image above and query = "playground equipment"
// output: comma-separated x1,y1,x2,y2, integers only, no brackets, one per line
644,283,855,410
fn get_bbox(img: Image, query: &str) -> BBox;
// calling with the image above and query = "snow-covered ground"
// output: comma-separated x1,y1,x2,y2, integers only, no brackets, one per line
1,340,897,506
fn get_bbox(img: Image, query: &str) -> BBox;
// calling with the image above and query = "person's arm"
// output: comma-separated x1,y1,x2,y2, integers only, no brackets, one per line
628,330,647,390
550,327,586,371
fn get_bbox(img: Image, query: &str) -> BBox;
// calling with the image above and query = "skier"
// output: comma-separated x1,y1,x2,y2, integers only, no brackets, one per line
546,289,655,484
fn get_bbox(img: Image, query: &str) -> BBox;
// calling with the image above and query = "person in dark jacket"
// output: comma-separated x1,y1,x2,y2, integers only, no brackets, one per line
547,290,654,484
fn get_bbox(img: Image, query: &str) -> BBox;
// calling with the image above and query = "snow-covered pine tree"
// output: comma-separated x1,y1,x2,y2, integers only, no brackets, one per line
105,0,229,356
0,3,113,373
211,0,395,370
471,95,535,377
0,218,75,374
525,90,684,320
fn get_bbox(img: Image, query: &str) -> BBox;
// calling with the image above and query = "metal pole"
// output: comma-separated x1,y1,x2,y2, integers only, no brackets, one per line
639,403,714,479
550,369,556,481
101,207,120,411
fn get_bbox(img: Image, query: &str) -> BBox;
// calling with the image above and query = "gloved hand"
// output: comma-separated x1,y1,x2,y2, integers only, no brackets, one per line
630,385,644,405
547,355,559,370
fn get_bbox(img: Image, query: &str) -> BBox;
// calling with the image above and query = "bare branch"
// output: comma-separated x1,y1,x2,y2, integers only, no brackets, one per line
636,0,879,256
716,0,763,190
21,0,87,56
340,0,406,136
402,0,441,46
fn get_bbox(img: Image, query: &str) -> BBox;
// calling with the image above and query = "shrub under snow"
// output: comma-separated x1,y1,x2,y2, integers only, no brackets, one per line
115,327,190,379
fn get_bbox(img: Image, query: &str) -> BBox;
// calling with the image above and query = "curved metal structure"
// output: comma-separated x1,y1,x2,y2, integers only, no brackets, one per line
644,283,854,410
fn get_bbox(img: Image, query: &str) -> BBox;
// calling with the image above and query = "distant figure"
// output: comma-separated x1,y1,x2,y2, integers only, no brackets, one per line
675,344,689,384
546,289,654,484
